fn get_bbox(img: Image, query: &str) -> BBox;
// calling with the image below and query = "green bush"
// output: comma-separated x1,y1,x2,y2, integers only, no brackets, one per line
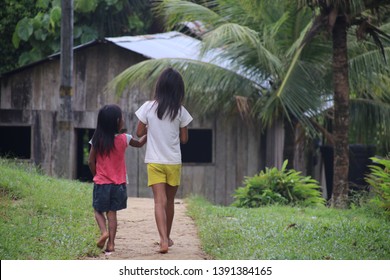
232,160,325,208
365,156,390,216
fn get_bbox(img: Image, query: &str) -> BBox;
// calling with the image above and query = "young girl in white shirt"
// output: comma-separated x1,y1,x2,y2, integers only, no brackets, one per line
135,68,193,253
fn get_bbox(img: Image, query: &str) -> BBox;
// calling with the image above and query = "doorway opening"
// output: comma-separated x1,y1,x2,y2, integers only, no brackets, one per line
76,128,94,182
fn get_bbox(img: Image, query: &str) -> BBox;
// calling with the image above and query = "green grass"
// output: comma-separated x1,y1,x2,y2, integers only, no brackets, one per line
186,196,390,260
2,158,390,260
0,158,100,259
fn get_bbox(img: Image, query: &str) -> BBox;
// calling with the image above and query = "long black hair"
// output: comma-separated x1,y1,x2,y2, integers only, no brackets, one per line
91,104,122,156
154,67,185,121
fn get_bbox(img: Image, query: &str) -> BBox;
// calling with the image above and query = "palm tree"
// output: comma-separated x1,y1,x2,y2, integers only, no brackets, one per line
297,0,390,207
109,0,390,208
110,0,331,143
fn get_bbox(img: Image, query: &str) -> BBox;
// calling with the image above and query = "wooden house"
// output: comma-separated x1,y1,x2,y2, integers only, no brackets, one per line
0,31,295,205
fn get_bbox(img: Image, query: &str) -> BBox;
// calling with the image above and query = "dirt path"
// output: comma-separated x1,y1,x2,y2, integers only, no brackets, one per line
87,197,210,260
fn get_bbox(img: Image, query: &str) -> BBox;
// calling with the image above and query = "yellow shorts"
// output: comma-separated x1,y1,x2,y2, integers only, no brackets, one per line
147,163,182,187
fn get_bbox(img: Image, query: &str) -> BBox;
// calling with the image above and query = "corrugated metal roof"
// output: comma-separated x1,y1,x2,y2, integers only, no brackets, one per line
105,31,265,85
0,31,219,77
105,31,214,62
2,31,258,84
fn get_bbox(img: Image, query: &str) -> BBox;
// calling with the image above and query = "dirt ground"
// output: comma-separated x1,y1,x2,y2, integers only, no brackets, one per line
87,197,210,260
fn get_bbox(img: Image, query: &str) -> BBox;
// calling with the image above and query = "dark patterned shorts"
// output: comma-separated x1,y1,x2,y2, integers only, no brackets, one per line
92,183,127,212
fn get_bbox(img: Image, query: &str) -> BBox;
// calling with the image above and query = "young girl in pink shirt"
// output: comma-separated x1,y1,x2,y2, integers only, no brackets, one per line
89,104,146,254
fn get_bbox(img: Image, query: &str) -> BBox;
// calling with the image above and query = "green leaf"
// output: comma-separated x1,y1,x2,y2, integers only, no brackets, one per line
80,26,98,44
50,6,61,25
73,26,83,39
12,32,20,49
32,14,43,30
36,0,51,9
75,0,98,13
18,49,41,66
34,29,48,41
41,13,51,30
16,18,33,41
106,0,119,6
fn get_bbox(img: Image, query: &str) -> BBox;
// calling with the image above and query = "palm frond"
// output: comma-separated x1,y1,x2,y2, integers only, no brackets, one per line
268,37,330,135
298,0,366,15
106,57,260,115
349,47,390,92
201,23,282,80
216,0,289,28
350,98,390,149
153,0,223,31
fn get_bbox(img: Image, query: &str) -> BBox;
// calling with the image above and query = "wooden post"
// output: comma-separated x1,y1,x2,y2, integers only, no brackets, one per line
54,0,74,178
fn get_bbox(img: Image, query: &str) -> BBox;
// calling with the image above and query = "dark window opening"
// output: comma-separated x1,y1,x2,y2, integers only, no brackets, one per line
0,126,31,159
76,128,95,182
181,129,212,163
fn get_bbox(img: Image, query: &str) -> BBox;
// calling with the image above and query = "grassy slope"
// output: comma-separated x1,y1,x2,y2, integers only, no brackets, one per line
0,159,100,259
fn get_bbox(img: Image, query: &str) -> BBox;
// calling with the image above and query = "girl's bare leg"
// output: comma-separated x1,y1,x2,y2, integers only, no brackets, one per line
166,184,178,247
94,210,109,248
106,211,117,252
152,183,169,253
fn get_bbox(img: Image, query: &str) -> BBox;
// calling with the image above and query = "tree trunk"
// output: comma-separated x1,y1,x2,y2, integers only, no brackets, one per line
330,15,350,208
59,0,73,121
54,0,74,178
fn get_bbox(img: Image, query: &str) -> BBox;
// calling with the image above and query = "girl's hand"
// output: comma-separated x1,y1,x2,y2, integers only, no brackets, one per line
130,135,147,148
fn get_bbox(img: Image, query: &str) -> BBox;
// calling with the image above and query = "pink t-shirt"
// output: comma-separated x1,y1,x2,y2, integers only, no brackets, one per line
93,134,131,185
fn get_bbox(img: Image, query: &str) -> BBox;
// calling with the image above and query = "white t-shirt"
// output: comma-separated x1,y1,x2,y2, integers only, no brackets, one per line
135,101,193,164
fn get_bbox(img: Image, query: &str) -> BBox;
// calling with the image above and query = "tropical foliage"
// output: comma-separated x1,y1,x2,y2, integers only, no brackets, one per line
7,0,152,68
111,0,331,129
299,0,390,208
0,0,38,73
109,0,390,208
232,160,325,207
365,156,390,216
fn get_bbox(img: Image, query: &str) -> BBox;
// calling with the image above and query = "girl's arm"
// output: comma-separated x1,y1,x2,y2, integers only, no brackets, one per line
130,135,147,148
136,121,147,137
180,126,189,144
88,146,97,176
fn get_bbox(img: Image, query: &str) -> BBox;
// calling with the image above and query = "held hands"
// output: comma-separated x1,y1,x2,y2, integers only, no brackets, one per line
139,134,147,146
130,134,147,148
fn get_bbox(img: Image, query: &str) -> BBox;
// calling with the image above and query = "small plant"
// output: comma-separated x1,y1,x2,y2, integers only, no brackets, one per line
365,156,390,217
232,160,325,208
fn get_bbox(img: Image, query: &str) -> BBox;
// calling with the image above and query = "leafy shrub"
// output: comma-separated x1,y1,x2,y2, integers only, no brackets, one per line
232,160,325,208
365,156,390,216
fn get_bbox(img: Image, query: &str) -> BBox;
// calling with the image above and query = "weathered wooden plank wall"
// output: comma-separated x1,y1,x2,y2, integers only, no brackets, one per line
177,115,262,205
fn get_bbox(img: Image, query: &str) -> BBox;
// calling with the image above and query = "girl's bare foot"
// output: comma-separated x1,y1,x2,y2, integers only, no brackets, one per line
105,243,115,255
159,241,169,254
106,239,115,252
155,239,174,247
96,232,109,249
